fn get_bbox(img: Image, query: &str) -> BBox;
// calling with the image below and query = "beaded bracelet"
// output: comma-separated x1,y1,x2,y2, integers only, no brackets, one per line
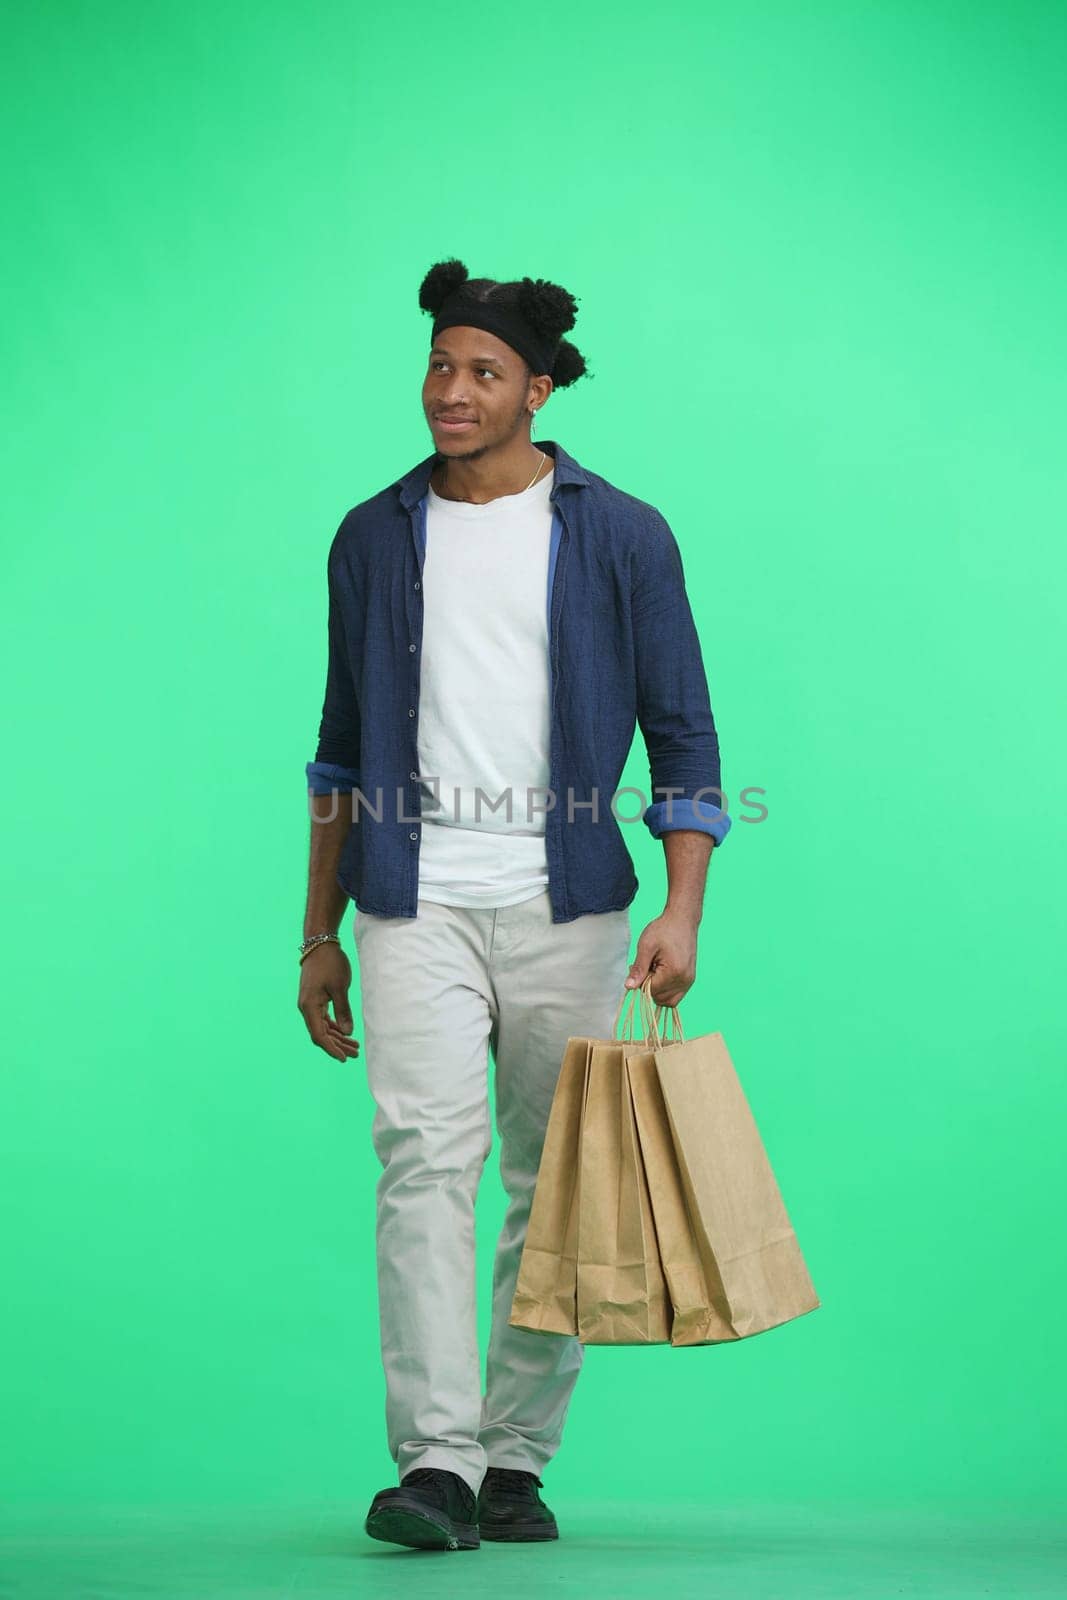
299,931,341,964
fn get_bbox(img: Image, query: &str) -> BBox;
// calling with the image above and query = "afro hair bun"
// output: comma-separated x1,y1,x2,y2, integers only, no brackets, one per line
516,276,579,341
550,338,589,389
418,258,470,315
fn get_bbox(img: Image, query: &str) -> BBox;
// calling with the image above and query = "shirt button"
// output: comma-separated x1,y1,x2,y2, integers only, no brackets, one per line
408,643,416,653
408,707,416,717
414,581,421,590
409,770,418,780
409,831,418,841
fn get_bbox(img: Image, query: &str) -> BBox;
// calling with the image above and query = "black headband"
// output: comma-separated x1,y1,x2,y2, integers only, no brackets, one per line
431,292,559,378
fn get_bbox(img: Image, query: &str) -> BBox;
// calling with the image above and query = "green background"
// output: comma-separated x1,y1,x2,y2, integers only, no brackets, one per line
3,0,1065,1588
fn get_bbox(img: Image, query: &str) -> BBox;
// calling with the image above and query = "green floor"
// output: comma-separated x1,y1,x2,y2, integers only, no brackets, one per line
2,1499,1063,1598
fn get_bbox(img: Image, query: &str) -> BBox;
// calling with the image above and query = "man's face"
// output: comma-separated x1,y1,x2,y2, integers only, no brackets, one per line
422,325,533,459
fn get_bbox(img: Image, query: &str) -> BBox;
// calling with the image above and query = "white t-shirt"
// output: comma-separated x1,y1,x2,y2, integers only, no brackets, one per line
416,465,555,908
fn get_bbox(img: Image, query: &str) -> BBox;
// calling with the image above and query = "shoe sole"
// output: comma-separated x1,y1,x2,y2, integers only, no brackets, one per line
479,1519,559,1542
365,1501,480,1551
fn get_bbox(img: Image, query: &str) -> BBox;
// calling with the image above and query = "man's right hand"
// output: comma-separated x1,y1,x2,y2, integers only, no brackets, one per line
298,943,361,1062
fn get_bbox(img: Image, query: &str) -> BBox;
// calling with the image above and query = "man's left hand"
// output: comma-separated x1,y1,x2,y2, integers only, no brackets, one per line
624,910,698,1008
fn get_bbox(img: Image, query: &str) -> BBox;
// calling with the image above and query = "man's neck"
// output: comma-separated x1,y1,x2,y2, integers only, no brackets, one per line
431,442,551,504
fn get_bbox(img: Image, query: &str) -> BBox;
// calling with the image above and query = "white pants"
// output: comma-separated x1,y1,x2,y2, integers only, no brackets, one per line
353,888,633,1498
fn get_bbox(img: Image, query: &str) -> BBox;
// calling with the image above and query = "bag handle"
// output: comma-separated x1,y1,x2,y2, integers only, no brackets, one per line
652,998,686,1044
611,973,662,1045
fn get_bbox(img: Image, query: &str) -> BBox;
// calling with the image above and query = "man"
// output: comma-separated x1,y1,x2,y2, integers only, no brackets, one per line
298,259,731,1552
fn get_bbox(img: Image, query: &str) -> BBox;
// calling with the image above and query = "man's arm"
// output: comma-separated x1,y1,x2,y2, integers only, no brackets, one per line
663,828,715,927
298,790,361,1063
298,534,362,1062
625,510,729,1006
622,829,715,1009
305,530,363,797
303,793,352,941
632,508,730,848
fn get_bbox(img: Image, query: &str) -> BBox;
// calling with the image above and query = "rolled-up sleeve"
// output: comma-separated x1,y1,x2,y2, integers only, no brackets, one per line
632,511,731,845
305,535,362,796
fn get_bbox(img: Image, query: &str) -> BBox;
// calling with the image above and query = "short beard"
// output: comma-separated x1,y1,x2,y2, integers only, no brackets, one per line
435,396,534,465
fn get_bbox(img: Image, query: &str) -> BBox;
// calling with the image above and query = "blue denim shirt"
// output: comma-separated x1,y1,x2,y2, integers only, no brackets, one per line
306,438,731,922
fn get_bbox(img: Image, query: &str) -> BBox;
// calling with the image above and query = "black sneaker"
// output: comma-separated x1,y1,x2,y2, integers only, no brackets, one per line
476,1466,559,1542
364,1466,480,1550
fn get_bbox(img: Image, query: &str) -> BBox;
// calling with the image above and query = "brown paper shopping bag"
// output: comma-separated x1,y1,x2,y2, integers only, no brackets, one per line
574,989,671,1343
509,982,671,1343
507,1035,590,1335
626,1043,722,1346
647,994,821,1342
